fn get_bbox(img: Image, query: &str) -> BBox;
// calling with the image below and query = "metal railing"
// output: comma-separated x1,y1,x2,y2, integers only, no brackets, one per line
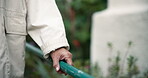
26,43,94,78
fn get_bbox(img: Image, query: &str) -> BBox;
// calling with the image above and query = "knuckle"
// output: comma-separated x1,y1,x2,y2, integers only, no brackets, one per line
68,53,72,57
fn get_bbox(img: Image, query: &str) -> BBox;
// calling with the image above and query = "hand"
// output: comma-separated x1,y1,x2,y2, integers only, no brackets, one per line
50,48,73,75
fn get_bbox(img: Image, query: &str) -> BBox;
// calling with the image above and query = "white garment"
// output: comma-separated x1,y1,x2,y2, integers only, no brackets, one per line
26,0,69,58
0,0,69,77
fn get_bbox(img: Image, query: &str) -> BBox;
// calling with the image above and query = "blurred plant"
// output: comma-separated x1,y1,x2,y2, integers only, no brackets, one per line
106,41,145,78
25,42,147,78
107,42,113,67
56,0,107,61
120,41,133,75
107,54,141,78
126,56,139,78
92,63,104,78
108,52,121,78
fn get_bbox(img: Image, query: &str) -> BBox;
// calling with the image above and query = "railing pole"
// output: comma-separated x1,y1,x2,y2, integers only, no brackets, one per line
26,43,94,78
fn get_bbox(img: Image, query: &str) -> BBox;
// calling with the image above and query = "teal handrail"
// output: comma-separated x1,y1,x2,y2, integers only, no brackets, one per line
26,43,94,78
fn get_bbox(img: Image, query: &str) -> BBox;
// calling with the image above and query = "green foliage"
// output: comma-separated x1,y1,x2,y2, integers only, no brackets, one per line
107,42,113,50
126,56,139,78
92,63,103,78
25,49,148,78
128,41,133,47
108,52,121,78
107,54,147,78
73,59,90,73
56,0,107,60
71,0,107,15
105,42,148,78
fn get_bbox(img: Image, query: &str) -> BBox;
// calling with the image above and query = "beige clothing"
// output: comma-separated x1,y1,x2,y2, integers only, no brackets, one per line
0,0,69,77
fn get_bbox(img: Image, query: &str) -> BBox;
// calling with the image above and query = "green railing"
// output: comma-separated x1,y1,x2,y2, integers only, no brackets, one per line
26,43,94,78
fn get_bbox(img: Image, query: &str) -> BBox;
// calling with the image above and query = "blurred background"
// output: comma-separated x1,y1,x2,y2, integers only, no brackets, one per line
25,0,148,78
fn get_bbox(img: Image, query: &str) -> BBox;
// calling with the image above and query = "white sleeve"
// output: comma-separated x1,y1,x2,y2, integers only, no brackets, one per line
26,0,69,58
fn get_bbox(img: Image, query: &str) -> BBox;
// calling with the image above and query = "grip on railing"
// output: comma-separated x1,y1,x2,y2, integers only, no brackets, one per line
26,43,94,78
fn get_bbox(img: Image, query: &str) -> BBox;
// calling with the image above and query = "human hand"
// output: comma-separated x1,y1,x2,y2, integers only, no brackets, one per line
50,48,73,75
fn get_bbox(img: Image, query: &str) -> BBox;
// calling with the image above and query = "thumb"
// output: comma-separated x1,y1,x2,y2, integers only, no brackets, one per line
52,56,60,71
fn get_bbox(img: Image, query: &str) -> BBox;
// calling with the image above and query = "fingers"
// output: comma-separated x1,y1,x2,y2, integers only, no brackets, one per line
52,56,60,71
50,48,73,75
65,57,73,66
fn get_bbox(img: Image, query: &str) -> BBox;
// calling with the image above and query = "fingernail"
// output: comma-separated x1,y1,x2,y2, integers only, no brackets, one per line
56,67,59,71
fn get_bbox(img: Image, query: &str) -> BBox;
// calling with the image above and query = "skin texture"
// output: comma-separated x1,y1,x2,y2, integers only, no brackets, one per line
50,48,73,75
